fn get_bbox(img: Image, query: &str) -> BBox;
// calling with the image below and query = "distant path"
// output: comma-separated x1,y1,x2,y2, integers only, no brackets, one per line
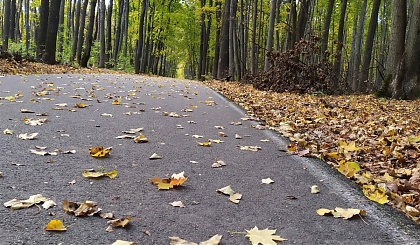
0,74,418,244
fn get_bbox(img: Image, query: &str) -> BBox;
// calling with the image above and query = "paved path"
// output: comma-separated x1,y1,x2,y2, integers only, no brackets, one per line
0,74,419,244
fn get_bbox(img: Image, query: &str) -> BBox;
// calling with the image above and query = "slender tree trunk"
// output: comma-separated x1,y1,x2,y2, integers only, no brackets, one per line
250,0,258,73
10,0,16,41
217,0,231,79
37,0,49,59
76,0,89,64
333,0,347,77
99,0,106,67
228,0,237,78
81,0,98,67
113,0,124,63
212,0,222,78
25,0,29,54
351,0,367,92
135,0,147,74
57,0,65,59
44,0,61,64
264,0,277,70
321,0,334,54
359,0,381,92
106,0,113,63
296,0,309,41
71,0,81,61
2,0,11,51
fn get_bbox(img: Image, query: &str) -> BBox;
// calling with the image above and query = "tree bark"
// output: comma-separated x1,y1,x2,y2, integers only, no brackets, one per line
76,0,89,64
217,0,231,79
2,0,11,51
37,0,49,58
321,0,334,54
99,0,106,68
44,0,61,64
250,0,258,73
135,0,148,74
71,0,81,61
264,0,277,70
80,0,98,67
333,0,347,76
359,0,381,92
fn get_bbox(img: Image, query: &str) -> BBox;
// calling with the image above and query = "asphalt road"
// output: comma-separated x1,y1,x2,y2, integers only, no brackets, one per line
0,74,419,245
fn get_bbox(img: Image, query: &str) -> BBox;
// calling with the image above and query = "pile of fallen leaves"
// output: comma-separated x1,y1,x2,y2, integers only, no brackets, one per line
207,80,420,222
242,37,343,95
0,57,122,76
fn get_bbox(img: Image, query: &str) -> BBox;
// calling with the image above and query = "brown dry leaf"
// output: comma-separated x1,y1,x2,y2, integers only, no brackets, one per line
63,199,101,216
245,226,287,244
45,219,66,231
107,217,131,227
218,132,227,137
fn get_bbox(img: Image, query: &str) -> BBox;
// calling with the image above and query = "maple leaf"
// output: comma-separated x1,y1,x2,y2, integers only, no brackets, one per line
245,226,287,245
150,172,188,190
45,219,66,231
63,199,101,216
217,186,242,204
338,140,361,152
337,161,361,178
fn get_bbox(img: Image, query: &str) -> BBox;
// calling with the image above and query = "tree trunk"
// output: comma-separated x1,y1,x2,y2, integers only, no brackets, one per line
99,0,106,68
333,0,347,77
381,0,406,96
113,0,125,64
264,0,277,70
351,0,367,92
296,0,309,41
44,0,61,64
76,0,89,64
10,0,16,41
359,0,381,92
71,0,81,61
228,0,237,78
2,0,11,51
80,0,98,67
106,0,113,63
37,0,49,59
25,0,29,54
135,0,148,74
57,0,65,59
212,0,222,78
391,0,420,99
217,0,231,79
321,0,334,54
250,0,258,73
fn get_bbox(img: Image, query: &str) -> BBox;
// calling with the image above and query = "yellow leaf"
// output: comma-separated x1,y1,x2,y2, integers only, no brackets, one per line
108,217,131,227
316,208,334,216
337,161,360,178
89,146,112,158
245,226,287,245
317,207,366,219
45,219,66,231
82,169,118,179
169,234,222,245
197,141,211,147
134,134,148,143
362,184,389,204
112,98,122,105
75,103,87,108
338,141,361,152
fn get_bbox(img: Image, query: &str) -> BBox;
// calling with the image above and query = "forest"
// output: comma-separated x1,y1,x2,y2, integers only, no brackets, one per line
1,0,420,99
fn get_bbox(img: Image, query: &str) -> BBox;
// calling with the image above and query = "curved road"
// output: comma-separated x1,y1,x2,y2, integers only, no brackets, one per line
0,74,419,244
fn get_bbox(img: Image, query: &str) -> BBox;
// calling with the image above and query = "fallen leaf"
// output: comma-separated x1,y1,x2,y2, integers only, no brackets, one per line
30,149,58,156
197,141,211,147
18,132,38,140
245,226,287,245
238,145,261,151
112,240,137,245
45,219,66,231
20,109,35,113
107,217,130,227
112,98,122,105
337,161,361,178
150,173,188,190
82,169,118,179
311,185,320,194
75,103,88,108
42,200,57,209
63,199,101,216
3,129,13,134
134,134,148,143
170,201,185,208
362,184,389,204
235,134,242,139
212,160,226,168
101,113,113,117
169,234,222,245
149,153,162,159
122,128,144,134
218,132,227,137
316,207,366,219
261,178,274,184
209,139,224,143
89,146,112,158
192,135,203,138
24,117,48,125
229,193,242,204
4,194,49,210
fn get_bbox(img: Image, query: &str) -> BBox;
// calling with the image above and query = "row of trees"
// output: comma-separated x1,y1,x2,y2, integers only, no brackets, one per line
0,0,420,98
